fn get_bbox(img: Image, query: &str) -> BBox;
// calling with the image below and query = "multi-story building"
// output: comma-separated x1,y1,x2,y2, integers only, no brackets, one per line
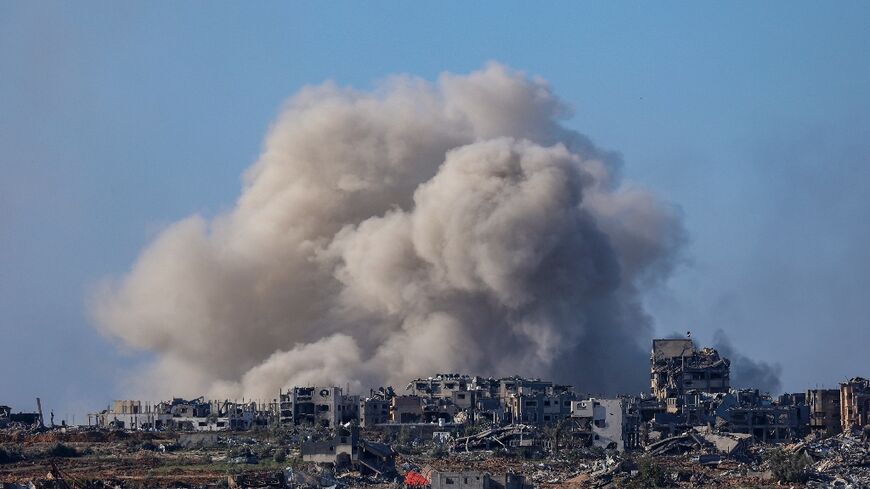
569,398,640,452
359,397,391,427
90,400,160,430
90,398,273,431
807,389,841,436
840,377,870,432
407,374,474,399
505,391,574,424
650,338,730,404
719,390,809,443
390,395,424,423
279,386,358,428
498,377,555,400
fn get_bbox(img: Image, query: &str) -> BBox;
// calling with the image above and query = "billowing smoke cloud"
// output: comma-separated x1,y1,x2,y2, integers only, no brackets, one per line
91,63,683,399
713,329,782,394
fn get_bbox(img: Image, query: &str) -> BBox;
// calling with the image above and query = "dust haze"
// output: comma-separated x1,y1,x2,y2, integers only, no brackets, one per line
91,64,684,399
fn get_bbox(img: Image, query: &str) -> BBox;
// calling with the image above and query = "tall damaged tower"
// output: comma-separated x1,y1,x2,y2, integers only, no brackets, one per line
650,338,731,405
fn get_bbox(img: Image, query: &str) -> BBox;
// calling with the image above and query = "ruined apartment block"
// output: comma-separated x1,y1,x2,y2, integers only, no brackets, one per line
279,386,358,428
359,396,390,428
90,398,273,431
390,395,424,423
404,373,575,426
724,389,809,443
807,388,842,436
840,376,870,432
650,338,730,408
300,425,396,477
569,398,641,452
408,374,478,399
505,390,574,424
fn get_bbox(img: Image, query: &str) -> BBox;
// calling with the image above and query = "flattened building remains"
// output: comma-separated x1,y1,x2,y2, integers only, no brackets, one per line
77,335,867,487
86,336,865,448
89,398,273,431
0,334,862,489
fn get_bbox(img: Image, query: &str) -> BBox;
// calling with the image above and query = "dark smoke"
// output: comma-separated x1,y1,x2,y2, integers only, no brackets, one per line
713,329,782,394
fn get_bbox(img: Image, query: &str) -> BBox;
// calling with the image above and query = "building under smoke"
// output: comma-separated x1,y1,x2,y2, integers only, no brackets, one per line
650,338,731,405
91,64,684,400
840,377,870,433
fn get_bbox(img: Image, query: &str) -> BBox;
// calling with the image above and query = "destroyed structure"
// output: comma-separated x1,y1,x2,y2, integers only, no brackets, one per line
428,470,530,489
81,336,865,454
808,388,841,436
650,338,730,405
840,376,870,432
301,425,396,478
279,386,358,428
89,397,273,431
0,336,852,487
0,399,43,429
569,397,641,452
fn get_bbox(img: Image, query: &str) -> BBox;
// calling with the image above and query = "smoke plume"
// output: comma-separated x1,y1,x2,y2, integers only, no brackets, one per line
713,329,782,394
91,64,683,399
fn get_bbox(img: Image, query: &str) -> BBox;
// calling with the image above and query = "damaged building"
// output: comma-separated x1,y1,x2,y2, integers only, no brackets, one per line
650,338,730,408
840,376,870,432
569,398,640,452
359,395,391,428
300,425,396,477
505,390,574,424
405,373,574,426
279,386,358,428
429,470,531,489
807,388,842,436
724,389,809,443
647,339,813,444
89,398,275,431
89,400,158,430
0,405,42,428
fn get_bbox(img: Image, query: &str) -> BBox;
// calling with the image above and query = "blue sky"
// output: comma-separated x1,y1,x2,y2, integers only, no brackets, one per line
2,2,869,421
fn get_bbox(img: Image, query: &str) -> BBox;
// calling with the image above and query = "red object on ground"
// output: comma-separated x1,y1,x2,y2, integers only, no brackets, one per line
404,470,429,486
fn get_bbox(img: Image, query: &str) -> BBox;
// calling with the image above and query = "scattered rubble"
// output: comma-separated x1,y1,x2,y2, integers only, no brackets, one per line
3,337,867,487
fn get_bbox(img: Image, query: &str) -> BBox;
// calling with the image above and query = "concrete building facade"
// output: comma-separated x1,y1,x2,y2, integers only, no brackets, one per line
840,377,870,432
651,339,730,404
807,389,841,436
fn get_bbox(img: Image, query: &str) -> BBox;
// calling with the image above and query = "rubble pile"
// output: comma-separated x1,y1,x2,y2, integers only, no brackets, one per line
645,427,751,458
452,425,538,453
802,429,870,487
3,339,869,487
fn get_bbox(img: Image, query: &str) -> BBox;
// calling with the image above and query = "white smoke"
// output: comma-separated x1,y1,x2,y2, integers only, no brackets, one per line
91,63,683,399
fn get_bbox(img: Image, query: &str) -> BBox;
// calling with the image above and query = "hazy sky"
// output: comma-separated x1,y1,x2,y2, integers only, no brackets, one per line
2,2,869,421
